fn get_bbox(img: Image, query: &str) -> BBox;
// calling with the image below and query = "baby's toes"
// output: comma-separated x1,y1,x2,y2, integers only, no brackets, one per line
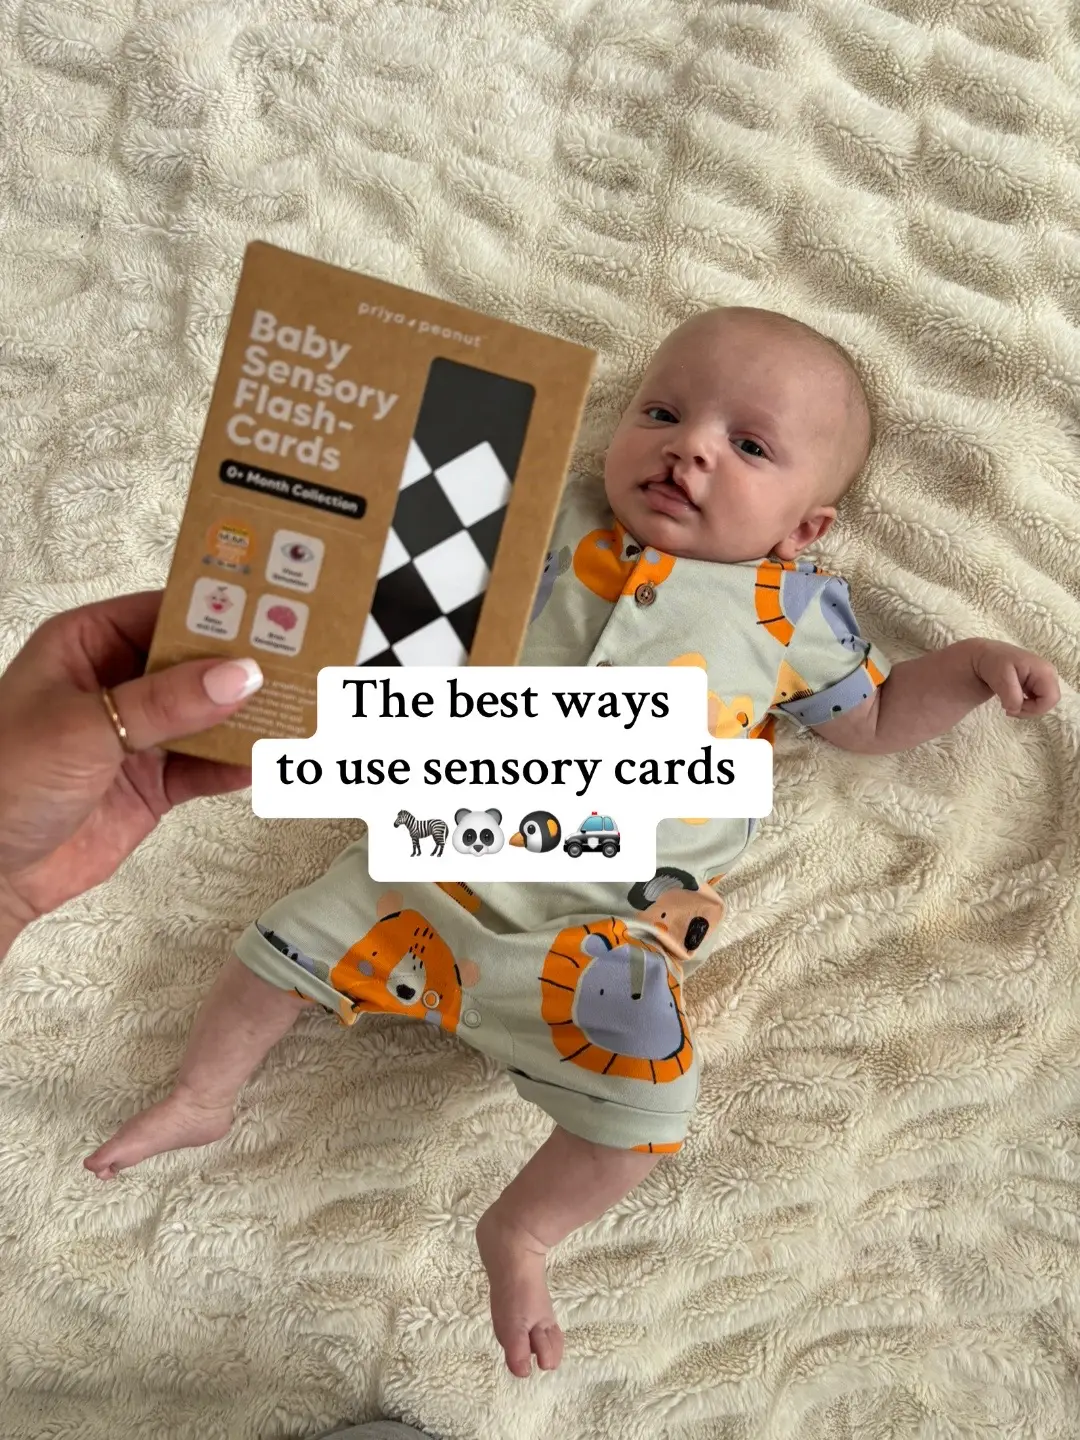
531,1320,564,1372
499,1323,535,1379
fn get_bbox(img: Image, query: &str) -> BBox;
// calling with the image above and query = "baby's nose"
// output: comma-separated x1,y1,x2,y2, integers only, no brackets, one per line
681,449,714,476
669,427,719,470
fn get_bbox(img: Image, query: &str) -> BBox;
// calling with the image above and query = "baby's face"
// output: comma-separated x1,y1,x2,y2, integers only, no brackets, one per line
604,312,851,563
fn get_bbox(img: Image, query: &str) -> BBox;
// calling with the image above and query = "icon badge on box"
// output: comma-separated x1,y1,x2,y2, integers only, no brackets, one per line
203,518,254,574
250,594,309,656
186,578,247,640
266,529,325,593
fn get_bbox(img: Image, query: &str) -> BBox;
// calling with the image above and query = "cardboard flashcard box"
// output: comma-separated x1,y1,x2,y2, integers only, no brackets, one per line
147,242,597,766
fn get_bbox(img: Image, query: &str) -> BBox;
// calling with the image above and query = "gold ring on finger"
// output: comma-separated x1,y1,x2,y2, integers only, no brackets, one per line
100,686,136,754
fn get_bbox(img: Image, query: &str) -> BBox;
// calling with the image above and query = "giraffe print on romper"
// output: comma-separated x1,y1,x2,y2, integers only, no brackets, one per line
668,652,759,741
539,919,693,1083
667,652,773,819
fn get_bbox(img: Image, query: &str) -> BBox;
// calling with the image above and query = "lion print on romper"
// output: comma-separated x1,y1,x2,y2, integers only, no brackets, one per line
539,918,693,1085
329,891,480,1030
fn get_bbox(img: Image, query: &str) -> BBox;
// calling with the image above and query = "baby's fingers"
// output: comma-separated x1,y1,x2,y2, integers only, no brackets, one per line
1035,672,1061,711
994,672,1027,716
1019,691,1059,717
1010,668,1060,717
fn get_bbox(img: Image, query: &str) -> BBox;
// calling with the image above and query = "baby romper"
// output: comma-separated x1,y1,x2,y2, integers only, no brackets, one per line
234,476,892,1151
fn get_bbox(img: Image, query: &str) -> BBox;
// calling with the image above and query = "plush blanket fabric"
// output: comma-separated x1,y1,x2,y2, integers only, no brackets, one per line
1,2,1078,1436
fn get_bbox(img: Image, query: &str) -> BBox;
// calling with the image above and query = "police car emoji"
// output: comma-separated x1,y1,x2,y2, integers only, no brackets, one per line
563,813,620,858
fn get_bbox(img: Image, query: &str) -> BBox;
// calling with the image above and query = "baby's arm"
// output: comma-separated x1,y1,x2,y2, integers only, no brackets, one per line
814,637,1060,755
476,1127,661,1377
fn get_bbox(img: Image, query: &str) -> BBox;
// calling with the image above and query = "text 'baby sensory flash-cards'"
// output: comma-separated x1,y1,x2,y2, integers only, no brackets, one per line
147,242,597,767
250,668,773,882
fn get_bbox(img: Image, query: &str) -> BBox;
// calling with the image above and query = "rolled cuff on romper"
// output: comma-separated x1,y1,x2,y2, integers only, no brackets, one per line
509,1068,696,1153
233,921,358,1027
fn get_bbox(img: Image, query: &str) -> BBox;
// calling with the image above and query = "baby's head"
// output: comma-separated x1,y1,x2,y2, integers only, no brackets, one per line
604,307,873,564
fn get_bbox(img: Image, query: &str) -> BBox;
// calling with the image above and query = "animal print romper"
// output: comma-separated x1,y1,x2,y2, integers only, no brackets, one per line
234,477,892,1151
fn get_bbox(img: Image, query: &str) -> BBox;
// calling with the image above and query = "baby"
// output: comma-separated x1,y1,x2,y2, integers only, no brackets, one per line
85,307,1059,1377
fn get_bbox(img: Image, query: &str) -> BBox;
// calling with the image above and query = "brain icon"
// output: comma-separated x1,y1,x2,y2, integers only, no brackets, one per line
266,604,297,631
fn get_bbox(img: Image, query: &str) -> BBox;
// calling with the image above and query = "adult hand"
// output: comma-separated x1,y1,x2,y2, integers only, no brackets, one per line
0,591,263,951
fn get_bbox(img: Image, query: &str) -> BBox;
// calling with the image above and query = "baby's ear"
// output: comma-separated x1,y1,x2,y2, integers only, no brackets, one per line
376,891,403,920
458,958,481,989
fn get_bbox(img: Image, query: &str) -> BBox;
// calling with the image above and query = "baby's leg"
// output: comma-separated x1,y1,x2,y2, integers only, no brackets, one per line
84,955,307,1179
475,1127,660,1377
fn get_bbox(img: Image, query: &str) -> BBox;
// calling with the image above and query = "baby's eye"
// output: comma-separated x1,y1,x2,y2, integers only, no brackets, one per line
736,438,766,457
645,406,677,423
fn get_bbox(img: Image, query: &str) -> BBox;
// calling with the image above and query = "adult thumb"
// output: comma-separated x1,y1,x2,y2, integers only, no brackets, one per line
107,657,264,751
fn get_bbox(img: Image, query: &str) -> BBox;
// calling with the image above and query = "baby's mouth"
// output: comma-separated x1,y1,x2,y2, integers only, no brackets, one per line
641,470,698,511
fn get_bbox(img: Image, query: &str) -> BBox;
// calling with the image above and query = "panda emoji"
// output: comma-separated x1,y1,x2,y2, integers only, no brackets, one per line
510,811,562,853
452,808,505,856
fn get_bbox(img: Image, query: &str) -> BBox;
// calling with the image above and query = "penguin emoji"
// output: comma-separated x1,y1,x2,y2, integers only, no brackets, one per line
510,812,562,853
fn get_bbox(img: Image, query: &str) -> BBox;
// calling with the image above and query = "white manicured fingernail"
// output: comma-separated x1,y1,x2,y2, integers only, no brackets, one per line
203,658,264,705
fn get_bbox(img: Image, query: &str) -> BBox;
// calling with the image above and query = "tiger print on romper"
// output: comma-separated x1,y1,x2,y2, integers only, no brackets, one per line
572,523,676,602
329,893,479,1030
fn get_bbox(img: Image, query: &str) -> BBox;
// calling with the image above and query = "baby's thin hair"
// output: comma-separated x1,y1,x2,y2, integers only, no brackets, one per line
691,306,876,504
807,330,876,505
810,331,876,455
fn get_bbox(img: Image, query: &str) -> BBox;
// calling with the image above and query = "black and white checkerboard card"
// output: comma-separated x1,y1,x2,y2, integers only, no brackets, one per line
357,358,535,666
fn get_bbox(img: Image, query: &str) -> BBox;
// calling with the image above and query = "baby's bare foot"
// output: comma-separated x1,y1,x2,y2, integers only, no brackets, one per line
84,1084,233,1180
476,1209,564,1378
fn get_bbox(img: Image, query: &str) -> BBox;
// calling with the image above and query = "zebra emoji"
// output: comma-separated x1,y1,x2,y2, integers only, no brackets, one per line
395,809,449,858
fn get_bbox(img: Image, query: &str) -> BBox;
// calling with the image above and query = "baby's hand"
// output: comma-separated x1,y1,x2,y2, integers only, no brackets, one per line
971,640,1060,718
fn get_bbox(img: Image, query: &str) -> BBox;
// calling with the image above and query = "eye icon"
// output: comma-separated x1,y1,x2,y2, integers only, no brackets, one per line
282,542,314,564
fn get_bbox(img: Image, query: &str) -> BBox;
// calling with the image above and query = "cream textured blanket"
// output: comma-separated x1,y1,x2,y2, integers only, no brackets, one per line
2,3,1079,1437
